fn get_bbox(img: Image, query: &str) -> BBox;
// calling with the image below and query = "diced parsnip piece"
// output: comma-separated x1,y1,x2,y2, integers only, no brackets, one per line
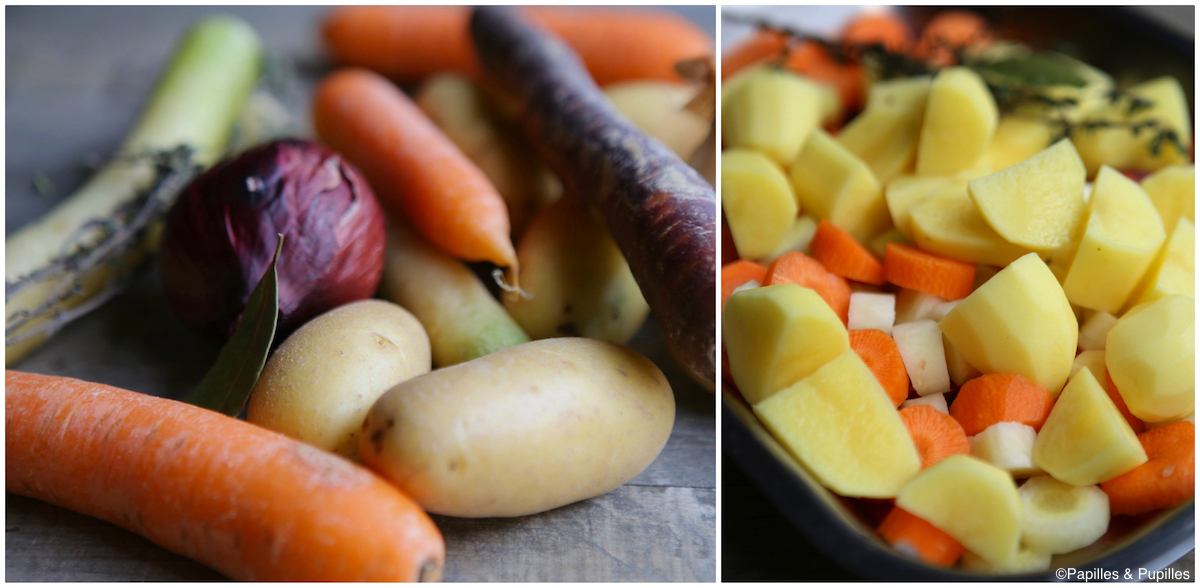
1077,311,1117,352
916,67,999,176
1125,217,1194,309
848,292,896,334
961,548,1051,574
1062,166,1166,313
895,455,1021,567
758,214,819,265
969,422,1042,479
754,350,921,498
909,189,1034,267
1140,165,1195,233
1032,368,1148,486
837,76,931,184
723,68,821,164
985,117,1053,172
722,149,798,260
1071,76,1192,176
901,393,948,415
1106,294,1195,423
604,80,711,159
1070,350,1107,385
892,320,950,396
894,288,946,324
1018,475,1110,556
939,254,1077,395
968,139,1087,251
790,130,890,243
723,285,849,405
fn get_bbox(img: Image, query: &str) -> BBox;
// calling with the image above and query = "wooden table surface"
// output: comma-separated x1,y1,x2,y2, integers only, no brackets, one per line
5,6,716,582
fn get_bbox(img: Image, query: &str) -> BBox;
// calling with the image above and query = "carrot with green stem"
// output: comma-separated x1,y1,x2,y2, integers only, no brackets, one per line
322,6,713,86
470,6,717,389
312,68,517,273
5,370,445,581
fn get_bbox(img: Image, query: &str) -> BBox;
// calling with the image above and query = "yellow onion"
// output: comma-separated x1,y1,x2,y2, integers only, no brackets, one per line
160,139,385,340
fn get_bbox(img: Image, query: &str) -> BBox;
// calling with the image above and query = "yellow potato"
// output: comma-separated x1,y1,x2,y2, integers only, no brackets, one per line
504,194,648,345
247,300,431,459
360,338,675,517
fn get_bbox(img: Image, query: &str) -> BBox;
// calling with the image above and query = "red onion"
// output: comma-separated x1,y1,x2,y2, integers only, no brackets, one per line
160,139,386,340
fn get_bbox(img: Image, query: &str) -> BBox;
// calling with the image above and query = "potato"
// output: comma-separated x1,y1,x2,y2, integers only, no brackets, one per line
837,76,931,184
360,338,674,517
604,80,710,159
723,67,822,164
916,67,998,176
790,129,889,242
504,194,649,345
722,148,799,259
247,300,431,459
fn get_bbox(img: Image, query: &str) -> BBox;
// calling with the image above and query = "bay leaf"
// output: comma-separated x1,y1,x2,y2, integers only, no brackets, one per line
184,233,283,416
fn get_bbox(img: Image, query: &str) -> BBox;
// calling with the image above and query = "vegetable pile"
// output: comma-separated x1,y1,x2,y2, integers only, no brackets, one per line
7,6,715,582
721,8,1194,574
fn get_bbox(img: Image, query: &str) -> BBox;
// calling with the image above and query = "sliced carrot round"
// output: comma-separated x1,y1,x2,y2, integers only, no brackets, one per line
950,373,1055,437
1101,421,1194,516
884,242,975,301
878,505,964,567
849,329,910,407
764,251,851,325
721,260,768,309
810,220,886,285
898,404,970,469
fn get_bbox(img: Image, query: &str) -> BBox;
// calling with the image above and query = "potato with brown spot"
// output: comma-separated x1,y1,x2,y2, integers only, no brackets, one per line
359,338,674,517
248,300,431,460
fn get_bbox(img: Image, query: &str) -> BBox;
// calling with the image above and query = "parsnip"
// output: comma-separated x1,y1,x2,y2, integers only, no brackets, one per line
5,15,261,365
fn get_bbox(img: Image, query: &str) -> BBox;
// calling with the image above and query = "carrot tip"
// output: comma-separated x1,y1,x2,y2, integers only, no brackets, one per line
494,268,531,300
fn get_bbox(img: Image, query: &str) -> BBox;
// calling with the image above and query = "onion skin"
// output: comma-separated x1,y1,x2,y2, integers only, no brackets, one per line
160,139,386,340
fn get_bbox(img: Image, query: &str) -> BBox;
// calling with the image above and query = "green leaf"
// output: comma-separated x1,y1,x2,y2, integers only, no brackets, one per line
973,52,1088,88
184,233,283,416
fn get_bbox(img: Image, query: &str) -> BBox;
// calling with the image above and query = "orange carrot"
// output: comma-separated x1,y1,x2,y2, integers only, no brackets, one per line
849,329,910,407
878,506,965,567
1101,422,1194,516
810,220,886,285
322,6,713,86
783,40,865,116
5,371,445,581
764,251,852,324
721,29,789,81
1105,370,1147,434
313,68,516,269
840,11,914,54
898,405,971,469
914,10,992,68
950,373,1056,437
721,260,768,308
884,243,975,301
